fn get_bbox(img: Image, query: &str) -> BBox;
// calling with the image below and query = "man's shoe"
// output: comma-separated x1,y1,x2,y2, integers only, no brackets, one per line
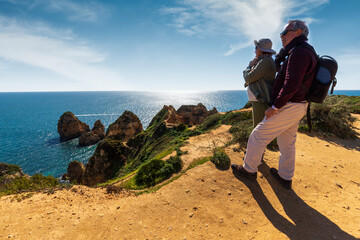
231,164,257,180
270,168,292,189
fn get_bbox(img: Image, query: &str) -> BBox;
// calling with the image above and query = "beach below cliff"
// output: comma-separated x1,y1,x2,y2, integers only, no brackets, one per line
0,115,359,240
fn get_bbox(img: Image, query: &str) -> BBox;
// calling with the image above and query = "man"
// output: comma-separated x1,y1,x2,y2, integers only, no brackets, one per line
232,20,317,189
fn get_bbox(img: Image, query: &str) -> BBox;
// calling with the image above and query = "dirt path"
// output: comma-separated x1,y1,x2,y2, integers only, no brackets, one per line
0,117,359,239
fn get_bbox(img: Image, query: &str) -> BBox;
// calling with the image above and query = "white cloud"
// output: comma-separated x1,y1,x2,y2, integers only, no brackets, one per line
163,0,329,54
0,16,121,89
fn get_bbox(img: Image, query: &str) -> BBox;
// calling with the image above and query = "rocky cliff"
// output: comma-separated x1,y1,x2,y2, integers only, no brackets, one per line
0,163,28,185
65,104,218,186
176,103,218,125
150,103,218,128
79,120,105,146
57,112,90,141
83,139,130,185
105,111,143,141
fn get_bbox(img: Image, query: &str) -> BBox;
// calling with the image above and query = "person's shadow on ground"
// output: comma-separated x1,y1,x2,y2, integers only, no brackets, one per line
233,162,358,240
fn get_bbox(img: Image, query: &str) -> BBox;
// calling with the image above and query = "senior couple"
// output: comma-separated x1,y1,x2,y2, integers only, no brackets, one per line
232,20,317,189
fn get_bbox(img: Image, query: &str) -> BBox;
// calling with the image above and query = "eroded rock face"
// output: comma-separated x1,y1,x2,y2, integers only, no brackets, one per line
162,105,183,127
63,104,217,186
58,112,90,141
105,111,143,141
0,163,29,186
153,103,218,128
0,163,27,178
83,139,130,185
92,120,105,139
176,103,218,125
79,132,101,147
64,161,85,183
78,120,105,146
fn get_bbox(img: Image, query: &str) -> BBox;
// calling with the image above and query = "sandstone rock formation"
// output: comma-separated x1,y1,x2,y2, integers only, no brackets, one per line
78,120,105,146
82,139,130,185
58,112,90,141
153,103,218,128
64,105,218,186
63,161,85,183
79,132,101,147
105,111,143,141
176,103,218,125
66,111,141,185
0,163,29,186
161,105,183,128
92,120,106,139
0,163,27,178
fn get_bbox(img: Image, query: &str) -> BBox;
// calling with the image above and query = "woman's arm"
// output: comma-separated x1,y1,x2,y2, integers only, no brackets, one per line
243,58,269,85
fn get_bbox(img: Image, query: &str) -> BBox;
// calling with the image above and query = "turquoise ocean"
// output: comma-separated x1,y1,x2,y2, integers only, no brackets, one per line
1,90,359,178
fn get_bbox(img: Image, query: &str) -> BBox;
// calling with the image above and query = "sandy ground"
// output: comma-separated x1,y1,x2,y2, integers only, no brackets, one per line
0,115,359,240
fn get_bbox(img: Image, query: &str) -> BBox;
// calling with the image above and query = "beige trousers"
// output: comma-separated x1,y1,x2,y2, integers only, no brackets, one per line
243,102,307,180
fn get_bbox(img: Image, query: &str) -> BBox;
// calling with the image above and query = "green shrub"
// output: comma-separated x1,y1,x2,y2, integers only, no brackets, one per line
159,163,174,177
0,163,21,176
166,156,183,173
210,150,231,170
323,95,360,114
30,174,59,188
135,159,178,187
221,111,252,125
299,102,357,139
242,101,252,109
197,113,222,132
0,174,59,197
174,123,187,132
134,155,183,188
183,129,202,138
229,119,253,149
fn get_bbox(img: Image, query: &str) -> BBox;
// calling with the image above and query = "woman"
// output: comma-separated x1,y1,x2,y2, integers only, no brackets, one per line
243,38,276,127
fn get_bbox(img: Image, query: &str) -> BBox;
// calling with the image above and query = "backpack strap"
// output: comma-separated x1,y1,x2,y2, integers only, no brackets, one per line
295,42,318,133
306,102,312,133
330,77,337,94
295,42,319,98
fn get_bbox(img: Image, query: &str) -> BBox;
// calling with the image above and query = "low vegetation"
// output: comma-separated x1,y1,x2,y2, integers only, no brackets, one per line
0,173,60,197
299,95,359,138
134,156,183,188
0,163,21,176
210,149,231,170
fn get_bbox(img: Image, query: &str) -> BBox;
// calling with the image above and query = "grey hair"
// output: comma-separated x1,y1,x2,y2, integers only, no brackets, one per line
288,20,309,37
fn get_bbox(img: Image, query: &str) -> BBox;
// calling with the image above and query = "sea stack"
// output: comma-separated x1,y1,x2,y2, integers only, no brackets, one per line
79,120,106,146
63,161,85,183
105,111,143,141
57,111,90,141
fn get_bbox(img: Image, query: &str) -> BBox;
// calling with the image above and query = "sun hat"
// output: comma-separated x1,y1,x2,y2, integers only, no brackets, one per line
254,38,276,54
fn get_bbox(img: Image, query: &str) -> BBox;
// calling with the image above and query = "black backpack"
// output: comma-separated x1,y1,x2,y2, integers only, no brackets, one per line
299,43,338,131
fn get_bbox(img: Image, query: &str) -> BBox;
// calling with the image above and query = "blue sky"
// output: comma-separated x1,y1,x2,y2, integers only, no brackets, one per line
0,0,359,92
